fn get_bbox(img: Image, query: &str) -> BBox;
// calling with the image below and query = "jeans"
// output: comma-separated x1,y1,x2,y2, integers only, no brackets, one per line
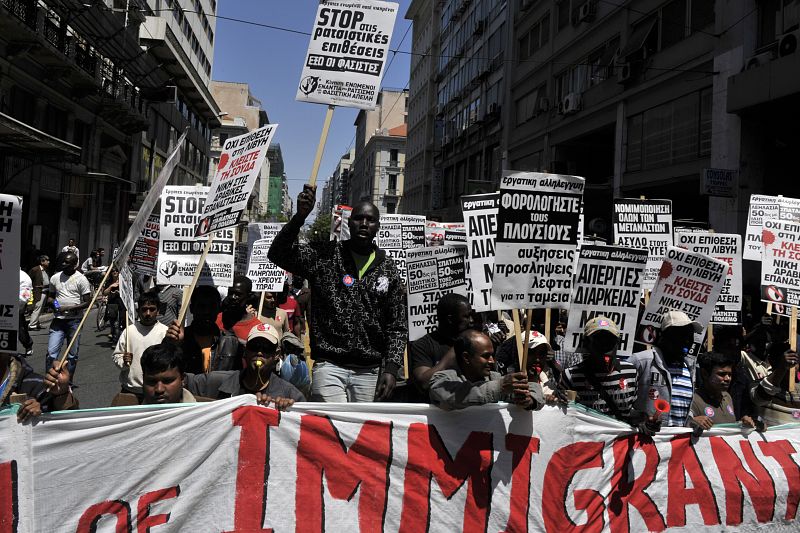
46,318,81,377
29,293,47,327
311,361,379,402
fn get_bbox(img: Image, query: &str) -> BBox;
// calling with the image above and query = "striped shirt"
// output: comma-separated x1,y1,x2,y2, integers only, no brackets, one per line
666,362,694,426
563,360,638,422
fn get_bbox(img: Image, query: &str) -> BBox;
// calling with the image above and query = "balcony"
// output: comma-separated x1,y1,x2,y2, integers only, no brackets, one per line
385,189,402,197
386,160,401,172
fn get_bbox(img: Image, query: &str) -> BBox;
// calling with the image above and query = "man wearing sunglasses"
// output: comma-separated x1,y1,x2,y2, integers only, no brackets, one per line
185,323,305,410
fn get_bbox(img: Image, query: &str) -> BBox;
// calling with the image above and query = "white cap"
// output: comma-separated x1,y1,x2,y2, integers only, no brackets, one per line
661,311,702,333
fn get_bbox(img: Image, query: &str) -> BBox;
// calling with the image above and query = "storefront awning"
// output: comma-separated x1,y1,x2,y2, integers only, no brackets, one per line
0,111,81,158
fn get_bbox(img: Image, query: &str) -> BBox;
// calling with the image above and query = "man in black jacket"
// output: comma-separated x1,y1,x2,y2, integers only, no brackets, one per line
268,185,407,402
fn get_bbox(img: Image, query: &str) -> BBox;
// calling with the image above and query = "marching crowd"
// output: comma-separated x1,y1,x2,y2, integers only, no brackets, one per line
1,185,798,437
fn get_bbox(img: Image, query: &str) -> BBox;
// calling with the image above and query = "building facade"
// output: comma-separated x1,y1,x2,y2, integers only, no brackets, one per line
265,144,289,221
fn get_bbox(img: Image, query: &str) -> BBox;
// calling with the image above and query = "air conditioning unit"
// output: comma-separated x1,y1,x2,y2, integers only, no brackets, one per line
561,93,582,115
779,29,800,57
536,96,551,113
577,1,597,23
743,51,775,70
616,61,633,83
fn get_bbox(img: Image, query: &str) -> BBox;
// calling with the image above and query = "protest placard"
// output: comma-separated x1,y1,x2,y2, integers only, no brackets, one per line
613,199,673,291
744,194,800,260
760,219,800,307
4,399,800,532
492,172,584,310
676,232,742,324
296,0,399,110
129,214,159,277
425,221,466,247
375,214,426,280
406,246,468,341
246,223,286,292
158,186,234,287
462,193,499,312
196,124,277,237
564,245,647,357
637,246,727,345
330,204,352,240
0,195,21,352
234,243,248,276
118,264,136,318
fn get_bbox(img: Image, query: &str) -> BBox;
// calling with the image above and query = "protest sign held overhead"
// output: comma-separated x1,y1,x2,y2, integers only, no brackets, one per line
565,245,647,357
129,214,160,277
406,246,468,341
247,223,286,293
637,246,727,345
676,232,742,325
158,186,235,287
760,219,800,307
296,0,399,110
196,124,277,237
375,213,426,280
744,194,800,260
331,204,352,240
613,199,673,290
462,193,499,312
492,172,585,310
0,195,21,352
424,221,466,248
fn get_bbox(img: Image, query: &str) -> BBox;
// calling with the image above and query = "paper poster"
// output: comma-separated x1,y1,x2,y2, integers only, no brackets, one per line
760,219,800,307
246,223,286,293
637,246,727,345
158,186,234,287
425,221,466,247
234,243,248,276
492,172,584,310
406,246,468,341
0,195,21,352
676,232,742,324
613,199,673,291
744,194,800,261
197,124,277,236
564,245,647,357
462,193,499,313
296,0,399,109
375,214,426,281
331,205,352,241
129,214,160,277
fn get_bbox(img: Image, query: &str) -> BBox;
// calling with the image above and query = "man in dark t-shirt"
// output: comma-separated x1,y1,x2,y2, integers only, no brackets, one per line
688,351,755,433
409,293,473,401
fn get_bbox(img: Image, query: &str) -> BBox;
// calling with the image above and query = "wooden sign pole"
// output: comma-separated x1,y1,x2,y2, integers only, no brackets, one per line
790,306,797,393
308,105,335,188
176,234,215,325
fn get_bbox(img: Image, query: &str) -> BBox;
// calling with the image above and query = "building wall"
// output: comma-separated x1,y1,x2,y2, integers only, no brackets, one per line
362,135,406,213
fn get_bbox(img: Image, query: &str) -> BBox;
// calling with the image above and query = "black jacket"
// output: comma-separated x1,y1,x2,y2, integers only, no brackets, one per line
269,218,407,374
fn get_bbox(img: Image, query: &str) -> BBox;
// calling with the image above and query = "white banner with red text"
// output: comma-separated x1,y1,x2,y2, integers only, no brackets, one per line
2,399,799,532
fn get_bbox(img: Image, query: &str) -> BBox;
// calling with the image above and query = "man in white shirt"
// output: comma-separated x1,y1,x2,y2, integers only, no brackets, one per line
46,252,92,377
113,291,168,399
62,238,80,261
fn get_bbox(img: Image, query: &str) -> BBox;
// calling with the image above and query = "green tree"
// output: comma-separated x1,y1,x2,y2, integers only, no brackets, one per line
308,214,331,243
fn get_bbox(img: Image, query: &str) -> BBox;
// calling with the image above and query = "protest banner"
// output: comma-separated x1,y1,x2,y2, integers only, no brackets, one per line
564,245,647,357
637,246,727,346
406,246,468,341
760,219,800,307
196,124,277,237
462,193,499,313
676,232,743,325
424,221,466,247
744,194,800,261
158,186,234,287
375,214,426,281
613,199,673,291
3,399,800,532
0,195,21,352
129,214,159,277
296,0,399,110
492,172,584,310
246,223,287,292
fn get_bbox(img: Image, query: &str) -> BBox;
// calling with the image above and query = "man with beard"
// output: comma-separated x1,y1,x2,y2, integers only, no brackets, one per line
216,275,264,344
165,285,241,373
45,252,92,376
185,323,304,409
268,186,407,403
112,292,169,399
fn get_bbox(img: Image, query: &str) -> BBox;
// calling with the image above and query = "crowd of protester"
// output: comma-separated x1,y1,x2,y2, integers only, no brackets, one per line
2,189,798,437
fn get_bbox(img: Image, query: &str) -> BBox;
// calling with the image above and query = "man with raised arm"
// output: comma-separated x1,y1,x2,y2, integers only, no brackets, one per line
268,185,407,402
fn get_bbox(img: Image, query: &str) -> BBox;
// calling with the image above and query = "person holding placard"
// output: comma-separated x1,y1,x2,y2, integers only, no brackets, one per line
268,186,407,403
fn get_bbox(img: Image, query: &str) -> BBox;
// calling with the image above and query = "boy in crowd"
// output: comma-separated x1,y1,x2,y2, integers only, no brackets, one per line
688,351,756,433
140,343,196,405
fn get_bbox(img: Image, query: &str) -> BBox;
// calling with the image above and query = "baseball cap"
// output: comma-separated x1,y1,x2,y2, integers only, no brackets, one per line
247,323,280,346
528,330,551,351
661,311,702,333
584,316,620,338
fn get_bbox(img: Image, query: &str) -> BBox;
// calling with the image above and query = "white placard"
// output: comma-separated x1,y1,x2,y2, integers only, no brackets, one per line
406,246,468,341
760,219,800,307
129,214,160,277
375,214,426,281
613,199,673,291
744,194,800,261
462,193,499,313
0,195,22,352
246,223,287,293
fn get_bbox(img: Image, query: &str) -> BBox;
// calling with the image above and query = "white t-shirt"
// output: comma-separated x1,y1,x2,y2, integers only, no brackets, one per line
62,245,80,260
51,271,92,318
19,270,32,307
113,321,169,392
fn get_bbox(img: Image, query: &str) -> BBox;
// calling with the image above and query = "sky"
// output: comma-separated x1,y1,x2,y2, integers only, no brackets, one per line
212,0,413,220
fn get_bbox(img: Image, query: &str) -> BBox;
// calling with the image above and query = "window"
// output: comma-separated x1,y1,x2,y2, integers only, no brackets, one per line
389,149,399,165
557,1,571,31
626,88,712,171
660,0,687,50
388,174,397,190
518,12,550,62
515,89,538,125
386,203,396,214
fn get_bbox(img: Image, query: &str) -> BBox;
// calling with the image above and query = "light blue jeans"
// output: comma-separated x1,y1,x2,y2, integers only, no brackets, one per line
46,318,81,377
311,361,379,402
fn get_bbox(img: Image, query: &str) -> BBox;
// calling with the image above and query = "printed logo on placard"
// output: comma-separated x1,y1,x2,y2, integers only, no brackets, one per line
159,261,178,279
198,217,212,236
705,407,715,417
218,153,230,170
342,274,355,287
642,325,657,344
299,76,319,95
766,285,784,303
